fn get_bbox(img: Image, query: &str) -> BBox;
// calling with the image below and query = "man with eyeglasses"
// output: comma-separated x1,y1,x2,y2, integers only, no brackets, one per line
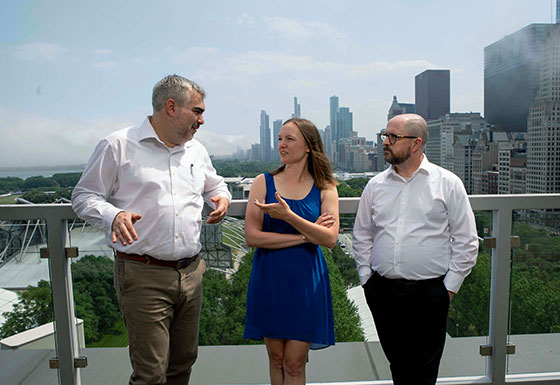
352,113,478,385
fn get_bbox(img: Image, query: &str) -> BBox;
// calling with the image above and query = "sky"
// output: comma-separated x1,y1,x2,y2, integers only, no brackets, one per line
0,0,555,168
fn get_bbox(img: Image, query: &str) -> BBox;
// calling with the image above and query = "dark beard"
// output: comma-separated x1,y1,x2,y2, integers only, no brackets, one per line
383,146,411,165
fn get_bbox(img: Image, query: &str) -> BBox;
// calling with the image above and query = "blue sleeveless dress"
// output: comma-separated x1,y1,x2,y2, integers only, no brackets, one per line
243,172,335,350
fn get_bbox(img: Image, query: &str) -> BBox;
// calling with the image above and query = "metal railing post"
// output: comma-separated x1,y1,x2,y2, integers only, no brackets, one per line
486,207,513,385
46,215,81,385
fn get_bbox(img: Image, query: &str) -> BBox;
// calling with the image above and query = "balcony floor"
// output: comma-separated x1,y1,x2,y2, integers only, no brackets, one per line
1,334,559,385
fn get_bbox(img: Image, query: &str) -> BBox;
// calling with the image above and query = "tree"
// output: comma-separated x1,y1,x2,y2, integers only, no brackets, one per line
21,189,57,203
198,247,365,345
23,176,57,190
0,177,24,194
345,177,369,196
322,247,365,342
198,269,230,345
0,255,121,343
71,255,121,342
330,245,360,288
52,173,82,188
0,280,52,338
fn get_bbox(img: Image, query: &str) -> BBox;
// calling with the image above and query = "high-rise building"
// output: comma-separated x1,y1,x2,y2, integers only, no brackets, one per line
453,134,476,194
425,113,487,170
292,97,301,118
415,69,450,121
484,24,552,132
376,130,388,172
471,132,499,195
336,107,353,141
259,110,271,161
526,24,560,194
324,125,332,160
329,95,339,142
387,95,415,121
272,119,282,162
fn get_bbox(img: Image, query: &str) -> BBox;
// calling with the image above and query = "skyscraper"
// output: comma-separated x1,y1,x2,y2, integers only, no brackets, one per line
526,24,560,194
484,24,551,132
329,95,339,142
292,97,301,118
387,95,415,121
324,125,332,159
336,107,353,140
415,69,450,121
272,119,282,162
259,110,271,161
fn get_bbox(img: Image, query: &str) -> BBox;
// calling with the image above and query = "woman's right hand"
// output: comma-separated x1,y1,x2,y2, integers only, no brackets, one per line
315,212,335,228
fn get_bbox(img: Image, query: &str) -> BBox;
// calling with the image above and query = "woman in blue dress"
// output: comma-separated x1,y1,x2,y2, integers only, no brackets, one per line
244,118,339,385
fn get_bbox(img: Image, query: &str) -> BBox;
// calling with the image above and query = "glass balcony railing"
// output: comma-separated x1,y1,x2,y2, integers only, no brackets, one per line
0,195,559,385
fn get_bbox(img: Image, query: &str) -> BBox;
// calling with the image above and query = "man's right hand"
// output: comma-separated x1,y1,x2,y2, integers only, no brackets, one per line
112,211,142,246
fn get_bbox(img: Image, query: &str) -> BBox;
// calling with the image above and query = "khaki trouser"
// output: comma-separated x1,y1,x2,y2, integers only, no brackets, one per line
114,254,206,385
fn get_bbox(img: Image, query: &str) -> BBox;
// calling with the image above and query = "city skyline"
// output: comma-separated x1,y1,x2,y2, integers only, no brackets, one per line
0,1,555,167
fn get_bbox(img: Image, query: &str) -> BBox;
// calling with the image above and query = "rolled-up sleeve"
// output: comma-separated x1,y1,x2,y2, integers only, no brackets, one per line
201,152,231,208
352,183,375,286
71,139,123,231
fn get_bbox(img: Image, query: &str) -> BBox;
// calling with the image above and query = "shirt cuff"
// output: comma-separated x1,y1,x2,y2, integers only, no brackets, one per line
358,265,373,286
102,207,126,232
443,270,465,294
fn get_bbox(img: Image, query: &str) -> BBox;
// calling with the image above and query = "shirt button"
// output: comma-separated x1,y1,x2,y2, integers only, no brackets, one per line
175,233,179,238
176,212,179,216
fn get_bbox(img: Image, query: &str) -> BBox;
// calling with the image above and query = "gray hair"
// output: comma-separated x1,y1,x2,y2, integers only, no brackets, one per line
152,75,206,111
404,115,428,148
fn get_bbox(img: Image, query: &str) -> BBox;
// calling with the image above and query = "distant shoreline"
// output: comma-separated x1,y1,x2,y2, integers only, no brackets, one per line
0,165,85,172
0,166,84,179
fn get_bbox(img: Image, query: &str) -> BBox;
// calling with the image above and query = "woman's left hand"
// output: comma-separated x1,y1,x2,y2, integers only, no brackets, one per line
254,192,293,220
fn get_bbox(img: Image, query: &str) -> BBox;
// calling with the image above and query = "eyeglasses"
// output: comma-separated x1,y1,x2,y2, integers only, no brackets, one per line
379,132,419,145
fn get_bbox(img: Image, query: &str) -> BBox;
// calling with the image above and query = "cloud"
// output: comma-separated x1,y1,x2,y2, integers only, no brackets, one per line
196,130,253,156
170,47,437,85
0,108,251,167
235,13,255,25
93,49,112,55
92,61,117,68
264,17,346,41
15,43,66,61
0,108,133,168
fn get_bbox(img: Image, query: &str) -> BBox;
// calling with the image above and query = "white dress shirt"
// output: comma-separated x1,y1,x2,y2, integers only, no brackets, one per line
72,117,231,260
352,156,478,293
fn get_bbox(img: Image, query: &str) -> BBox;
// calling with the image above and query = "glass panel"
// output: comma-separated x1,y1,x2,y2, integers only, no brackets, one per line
67,219,126,349
329,210,492,380
0,217,58,384
507,209,560,374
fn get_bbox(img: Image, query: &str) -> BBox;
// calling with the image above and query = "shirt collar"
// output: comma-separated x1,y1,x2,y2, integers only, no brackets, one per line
387,154,432,181
138,117,191,151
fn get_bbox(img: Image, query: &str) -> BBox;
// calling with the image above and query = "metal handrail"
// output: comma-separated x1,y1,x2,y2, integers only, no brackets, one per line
1,193,560,385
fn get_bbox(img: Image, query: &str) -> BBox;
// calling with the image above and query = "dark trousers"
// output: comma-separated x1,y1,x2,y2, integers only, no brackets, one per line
363,272,450,385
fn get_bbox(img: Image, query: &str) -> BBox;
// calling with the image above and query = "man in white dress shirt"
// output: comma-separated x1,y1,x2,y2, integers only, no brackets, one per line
72,75,231,385
352,113,478,385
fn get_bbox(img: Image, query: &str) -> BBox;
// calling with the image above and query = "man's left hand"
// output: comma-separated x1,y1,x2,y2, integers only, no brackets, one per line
448,291,454,303
207,196,229,224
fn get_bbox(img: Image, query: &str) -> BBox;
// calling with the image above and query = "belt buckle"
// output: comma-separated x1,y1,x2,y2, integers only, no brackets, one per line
144,255,151,265
178,258,190,269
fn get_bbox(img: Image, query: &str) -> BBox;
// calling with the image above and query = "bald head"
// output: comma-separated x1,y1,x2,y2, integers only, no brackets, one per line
388,114,428,149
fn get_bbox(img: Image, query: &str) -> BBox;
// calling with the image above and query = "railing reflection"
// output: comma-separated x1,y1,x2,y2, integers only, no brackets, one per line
0,194,559,385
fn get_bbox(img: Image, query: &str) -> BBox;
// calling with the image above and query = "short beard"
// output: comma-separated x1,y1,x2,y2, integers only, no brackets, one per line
383,146,411,165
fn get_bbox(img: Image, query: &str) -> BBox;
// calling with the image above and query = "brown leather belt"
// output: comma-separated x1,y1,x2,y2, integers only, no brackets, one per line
116,251,198,269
